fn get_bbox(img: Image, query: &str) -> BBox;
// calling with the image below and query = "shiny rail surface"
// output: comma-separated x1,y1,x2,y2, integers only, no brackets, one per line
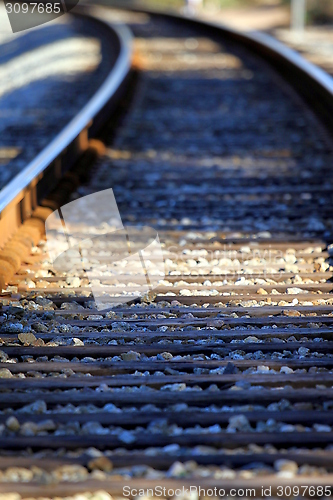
0,7,132,243
0,5,333,499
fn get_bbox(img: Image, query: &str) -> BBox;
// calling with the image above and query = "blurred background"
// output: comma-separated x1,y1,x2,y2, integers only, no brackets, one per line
105,0,333,74
111,0,333,27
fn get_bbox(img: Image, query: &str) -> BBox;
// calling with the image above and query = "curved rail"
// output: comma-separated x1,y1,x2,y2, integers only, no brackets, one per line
1,4,333,497
207,25,333,130
0,7,132,243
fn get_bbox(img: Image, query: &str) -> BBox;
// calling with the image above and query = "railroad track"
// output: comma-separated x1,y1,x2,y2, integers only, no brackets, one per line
0,4,333,499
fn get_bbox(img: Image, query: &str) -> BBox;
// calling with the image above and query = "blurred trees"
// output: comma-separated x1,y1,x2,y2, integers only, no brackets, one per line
307,0,333,23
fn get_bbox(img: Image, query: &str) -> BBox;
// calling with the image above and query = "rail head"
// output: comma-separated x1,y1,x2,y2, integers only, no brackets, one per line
2,3,333,233
0,8,133,219
241,29,333,98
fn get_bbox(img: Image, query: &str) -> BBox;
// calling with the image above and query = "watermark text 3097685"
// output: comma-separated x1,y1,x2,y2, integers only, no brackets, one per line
5,1,79,33
6,3,62,14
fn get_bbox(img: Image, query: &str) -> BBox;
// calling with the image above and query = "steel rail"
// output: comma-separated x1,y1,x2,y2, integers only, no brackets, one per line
0,7,132,241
